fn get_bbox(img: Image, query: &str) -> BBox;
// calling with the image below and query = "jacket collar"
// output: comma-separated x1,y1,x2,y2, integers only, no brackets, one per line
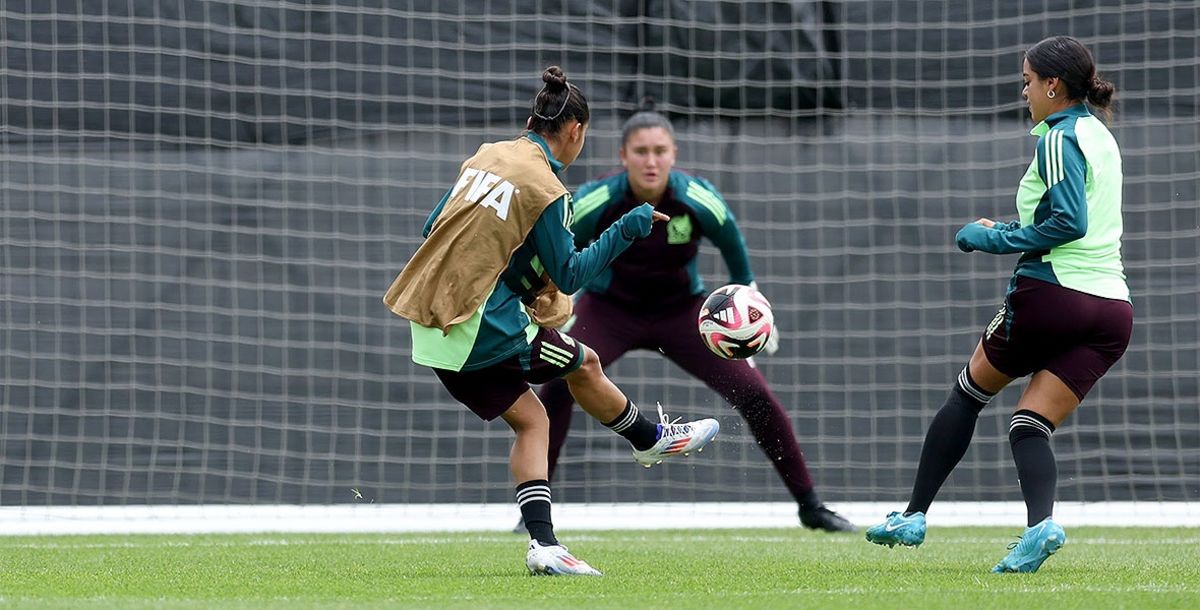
1030,103,1090,136
524,131,565,174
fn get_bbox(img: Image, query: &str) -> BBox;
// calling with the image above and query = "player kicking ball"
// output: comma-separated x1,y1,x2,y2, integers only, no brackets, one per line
383,66,719,576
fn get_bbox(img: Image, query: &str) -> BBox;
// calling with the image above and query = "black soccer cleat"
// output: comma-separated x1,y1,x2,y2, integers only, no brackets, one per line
799,505,858,533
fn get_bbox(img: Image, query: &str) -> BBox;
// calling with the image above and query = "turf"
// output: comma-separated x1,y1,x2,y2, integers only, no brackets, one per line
0,527,1197,609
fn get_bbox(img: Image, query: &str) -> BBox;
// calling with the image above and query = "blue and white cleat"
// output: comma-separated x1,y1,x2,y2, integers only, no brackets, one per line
991,518,1066,573
525,540,602,576
865,511,927,548
631,403,720,467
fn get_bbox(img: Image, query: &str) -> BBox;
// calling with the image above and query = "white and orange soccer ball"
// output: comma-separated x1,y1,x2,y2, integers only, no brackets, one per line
697,284,774,360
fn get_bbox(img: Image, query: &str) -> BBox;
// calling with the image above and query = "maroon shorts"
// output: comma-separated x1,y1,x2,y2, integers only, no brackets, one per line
433,327,587,421
981,276,1133,400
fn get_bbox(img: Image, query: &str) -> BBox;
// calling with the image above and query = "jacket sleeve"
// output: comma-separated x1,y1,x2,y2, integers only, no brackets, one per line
568,178,612,249
965,130,1089,254
709,213,754,286
530,196,636,294
687,177,754,285
421,189,453,238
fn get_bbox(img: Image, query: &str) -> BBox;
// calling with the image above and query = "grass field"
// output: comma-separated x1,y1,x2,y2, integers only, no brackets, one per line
0,527,1197,609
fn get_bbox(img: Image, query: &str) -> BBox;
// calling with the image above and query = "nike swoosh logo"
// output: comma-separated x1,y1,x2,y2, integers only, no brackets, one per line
884,522,905,532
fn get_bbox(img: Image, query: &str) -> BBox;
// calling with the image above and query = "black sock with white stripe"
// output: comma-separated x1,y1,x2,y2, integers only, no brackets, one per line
603,400,659,451
905,367,997,516
1010,409,1058,527
516,479,557,546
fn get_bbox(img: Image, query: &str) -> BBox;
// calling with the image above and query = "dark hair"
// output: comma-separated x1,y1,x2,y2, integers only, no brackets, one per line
620,97,676,147
528,66,589,137
1026,36,1116,120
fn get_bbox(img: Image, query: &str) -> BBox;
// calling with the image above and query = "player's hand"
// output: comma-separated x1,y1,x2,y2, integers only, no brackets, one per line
619,203,666,240
651,210,670,223
763,325,780,356
973,218,996,228
955,222,992,252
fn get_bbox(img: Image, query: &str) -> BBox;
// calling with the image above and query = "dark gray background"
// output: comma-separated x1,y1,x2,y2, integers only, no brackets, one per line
2,1,1197,506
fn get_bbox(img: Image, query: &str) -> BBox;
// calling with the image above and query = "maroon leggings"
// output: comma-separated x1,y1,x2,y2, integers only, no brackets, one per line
538,293,815,501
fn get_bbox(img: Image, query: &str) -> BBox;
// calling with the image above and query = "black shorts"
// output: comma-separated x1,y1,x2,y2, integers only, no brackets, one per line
433,327,586,421
981,276,1133,400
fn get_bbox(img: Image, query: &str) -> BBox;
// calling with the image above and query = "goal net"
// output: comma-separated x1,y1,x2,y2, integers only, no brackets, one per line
1,1,1196,521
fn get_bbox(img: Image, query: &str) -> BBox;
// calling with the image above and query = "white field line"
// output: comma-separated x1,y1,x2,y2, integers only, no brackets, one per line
0,502,1197,535
1,533,1198,550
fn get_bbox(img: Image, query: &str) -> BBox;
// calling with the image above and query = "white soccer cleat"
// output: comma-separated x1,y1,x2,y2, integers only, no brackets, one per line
525,540,603,576
631,403,720,467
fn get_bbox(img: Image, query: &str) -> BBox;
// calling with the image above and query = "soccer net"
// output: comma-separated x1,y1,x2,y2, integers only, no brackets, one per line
1,1,1196,528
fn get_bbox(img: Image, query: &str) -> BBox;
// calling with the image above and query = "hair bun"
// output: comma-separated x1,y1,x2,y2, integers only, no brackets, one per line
542,66,568,92
1087,76,1115,109
638,96,658,112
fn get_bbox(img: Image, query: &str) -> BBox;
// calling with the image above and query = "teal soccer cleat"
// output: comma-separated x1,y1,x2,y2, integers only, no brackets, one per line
992,518,1066,573
865,511,926,548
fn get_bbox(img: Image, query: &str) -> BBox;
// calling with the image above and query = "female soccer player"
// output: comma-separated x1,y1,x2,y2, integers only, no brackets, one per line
526,100,854,533
384,68,720,576
865,37,1131,573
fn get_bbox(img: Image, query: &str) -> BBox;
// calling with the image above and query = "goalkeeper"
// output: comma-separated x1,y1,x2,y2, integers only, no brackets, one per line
384,68,720,577
866,37,1132,574
522,100,854,533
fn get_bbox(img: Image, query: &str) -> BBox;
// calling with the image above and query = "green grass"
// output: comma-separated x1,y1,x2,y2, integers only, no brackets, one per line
0,528,1197,609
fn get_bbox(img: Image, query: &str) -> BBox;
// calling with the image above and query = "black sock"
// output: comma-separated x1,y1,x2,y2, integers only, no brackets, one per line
603,400,659,451
516,480,557,546
1009,409,1057,527
905,367,995,516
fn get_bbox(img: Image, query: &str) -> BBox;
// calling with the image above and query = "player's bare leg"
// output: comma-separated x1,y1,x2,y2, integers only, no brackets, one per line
563,346,719,467
500,391,601,576
500,391,553,481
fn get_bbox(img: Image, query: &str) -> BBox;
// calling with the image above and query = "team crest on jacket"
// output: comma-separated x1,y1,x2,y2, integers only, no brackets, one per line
667,215,693,244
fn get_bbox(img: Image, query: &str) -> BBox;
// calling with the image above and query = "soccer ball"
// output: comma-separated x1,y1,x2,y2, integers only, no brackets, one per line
697,284,774,359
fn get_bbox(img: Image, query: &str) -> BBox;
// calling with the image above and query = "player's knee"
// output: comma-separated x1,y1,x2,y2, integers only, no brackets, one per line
566,347,604,383
528,408,550,434
502,394,550,434
967,348,1010,394
509,407,549,436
